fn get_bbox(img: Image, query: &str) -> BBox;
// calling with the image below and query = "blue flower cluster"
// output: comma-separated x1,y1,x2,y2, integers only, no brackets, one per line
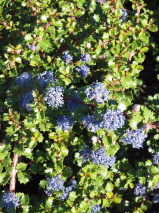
121,9,127,22
122,128,147,149
75,65,90,77
57,115,74,131
57,186,73,200
92,204,101,213
81,52,91,63
37,71,56,87
153,193,159,203
57,180,77,201
101,109,125,130
134,183,146,197
150,182,159,190
67,91,83,112
19,91,34,111
45,175,64,196
82,114,101,132
62,51,73,64
16,72,33,88
43,86,64,108
82,110,125,132
153,153,159,164
2,192,20,209
28,44,38,51
80,147,115,167
85,81,110,103
80,147,91,163
90,147,115,167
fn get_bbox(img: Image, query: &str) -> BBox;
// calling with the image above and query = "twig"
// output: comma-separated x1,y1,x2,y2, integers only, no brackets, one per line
9,154,18,192
136,5,142,23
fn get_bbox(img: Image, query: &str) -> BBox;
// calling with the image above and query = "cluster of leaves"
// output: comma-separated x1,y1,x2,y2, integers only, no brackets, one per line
0,0,159,212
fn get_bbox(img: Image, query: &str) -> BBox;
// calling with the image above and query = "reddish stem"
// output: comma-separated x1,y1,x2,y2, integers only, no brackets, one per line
9,154,18,192
44,22,51,31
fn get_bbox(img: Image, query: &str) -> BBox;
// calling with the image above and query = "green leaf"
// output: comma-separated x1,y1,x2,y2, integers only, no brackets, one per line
54,161,63,172
113,197,122,203
0,172,10,185
30,60,38,67
38,39,51,49
121,77,136,89
149,24,158,32
139,32,149,43
80,201,88,211
45,197,54,208
61,146,68,156
63,167,73,177
20,194,30,205
140,47,149,53
13,144,24,155
0,153,5,160
103,199,110,207
129,115,143,129
25,34,34,42
118,99,131,111
69,191,77,201
16,163,27,171
17,172,30,184
24,148,33,159
107,191,113,198
105,182,114,192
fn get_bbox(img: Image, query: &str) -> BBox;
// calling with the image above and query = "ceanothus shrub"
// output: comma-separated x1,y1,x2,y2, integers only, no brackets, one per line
0,0,159,212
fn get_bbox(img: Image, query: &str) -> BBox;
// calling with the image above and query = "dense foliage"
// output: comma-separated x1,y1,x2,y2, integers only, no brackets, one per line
0,0,159,212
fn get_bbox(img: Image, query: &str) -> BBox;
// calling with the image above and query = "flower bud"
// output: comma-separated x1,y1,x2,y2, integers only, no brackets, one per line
86,43,91,49
132,104,140,112
91,136,99,143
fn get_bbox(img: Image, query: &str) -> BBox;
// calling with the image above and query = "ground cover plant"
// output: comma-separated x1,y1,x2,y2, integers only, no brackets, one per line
0,0,159,212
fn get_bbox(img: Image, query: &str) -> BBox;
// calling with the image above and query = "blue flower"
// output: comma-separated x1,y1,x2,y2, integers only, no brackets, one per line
43,85,64,108
67,91,83,112
134,183,146,197
153,153,159,164
101,109,125,130
150,182,159,190
16,72,33,88
57,180,77,201
121,9,127,22
62,51,73,64
85,81,109,103
57,186,73,200
122,128,147,149
90,147,115,167
37,71,56,87
82,114,101,132
81,52,91,62
92,204,101,213
75,65,90,77
19,91,34,111
57,115,74,131
45,175,64,196
153,193,159,203
2,192,20,209
28,45,38,51
80,147,91,163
